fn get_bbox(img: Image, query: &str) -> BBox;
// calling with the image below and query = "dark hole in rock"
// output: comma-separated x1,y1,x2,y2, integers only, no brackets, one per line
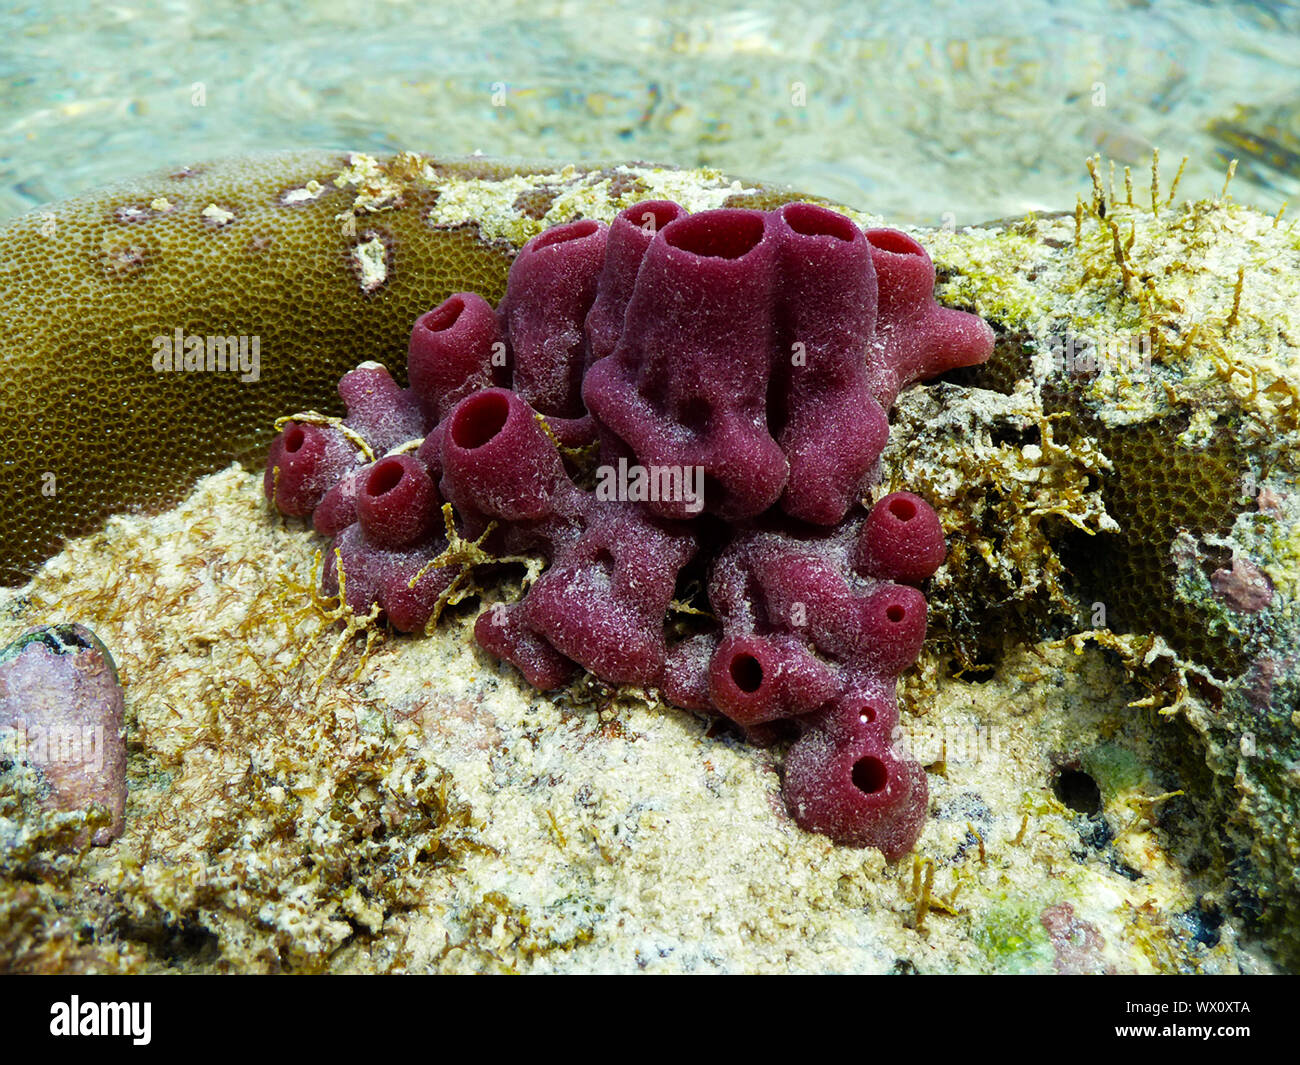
1054,767,1102,816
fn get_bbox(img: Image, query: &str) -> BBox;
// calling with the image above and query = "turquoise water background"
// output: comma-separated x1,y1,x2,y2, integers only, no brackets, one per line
2,0,1298,224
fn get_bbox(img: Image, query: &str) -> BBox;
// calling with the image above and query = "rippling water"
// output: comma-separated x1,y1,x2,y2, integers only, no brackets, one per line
2,0,1298,223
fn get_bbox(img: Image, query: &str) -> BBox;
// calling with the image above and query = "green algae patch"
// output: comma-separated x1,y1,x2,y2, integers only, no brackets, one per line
1081,741,1152,800
972,899,1056,973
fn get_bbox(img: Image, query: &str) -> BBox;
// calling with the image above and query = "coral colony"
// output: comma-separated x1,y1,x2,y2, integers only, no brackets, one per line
266,200,993,858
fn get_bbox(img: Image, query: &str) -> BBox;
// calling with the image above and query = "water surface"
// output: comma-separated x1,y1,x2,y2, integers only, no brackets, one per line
3,0,1297,223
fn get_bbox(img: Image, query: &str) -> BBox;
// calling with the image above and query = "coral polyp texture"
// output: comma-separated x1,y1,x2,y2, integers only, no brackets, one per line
266,198,993,857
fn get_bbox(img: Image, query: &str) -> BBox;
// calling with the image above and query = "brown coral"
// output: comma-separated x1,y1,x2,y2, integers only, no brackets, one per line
0,152,531,584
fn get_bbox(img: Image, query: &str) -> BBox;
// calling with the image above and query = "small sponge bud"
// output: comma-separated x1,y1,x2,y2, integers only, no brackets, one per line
866,228,935,313
312,467,362,538
264,420,357,517
408,292,506,423
709,636,780,726
708,634,839,727
855,491,946,583
783,709,928,861
661,634,718,712
356,454,437,548
337,363,425,453
473,606,578,690
858,584,928,675
439,388,563,522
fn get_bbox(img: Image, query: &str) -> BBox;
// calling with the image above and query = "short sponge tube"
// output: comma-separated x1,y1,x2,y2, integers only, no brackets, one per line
407,292,507,423
355,454,438,548
439,387,564,522
854,491,946,584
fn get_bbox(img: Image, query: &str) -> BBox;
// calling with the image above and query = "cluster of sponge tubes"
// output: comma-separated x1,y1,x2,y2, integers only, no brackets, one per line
265,198,993,859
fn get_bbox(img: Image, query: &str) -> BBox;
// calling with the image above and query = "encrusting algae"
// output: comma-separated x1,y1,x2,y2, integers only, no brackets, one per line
1,150,1298,971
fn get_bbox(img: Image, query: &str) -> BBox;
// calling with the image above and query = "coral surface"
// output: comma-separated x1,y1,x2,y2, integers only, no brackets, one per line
266,199,992,856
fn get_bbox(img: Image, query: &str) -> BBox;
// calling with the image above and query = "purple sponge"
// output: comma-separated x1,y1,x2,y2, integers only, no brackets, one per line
782,695,930,861
322,519,454,634
865,228,995,408
585,201,688,365
582,208,789,520
357,455,438,549
771,203,889,525
473,486,698,690
682,511,939,859
855,490,947,584
264,420,357,518
321,451,453,634
439,388,565,525
437,387,699,688
498,218,608,447
264,363,424,517
265,198,993,859
408,292,508,423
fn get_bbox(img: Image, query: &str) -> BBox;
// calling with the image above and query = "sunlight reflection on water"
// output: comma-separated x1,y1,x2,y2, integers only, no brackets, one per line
2,0,1297,222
